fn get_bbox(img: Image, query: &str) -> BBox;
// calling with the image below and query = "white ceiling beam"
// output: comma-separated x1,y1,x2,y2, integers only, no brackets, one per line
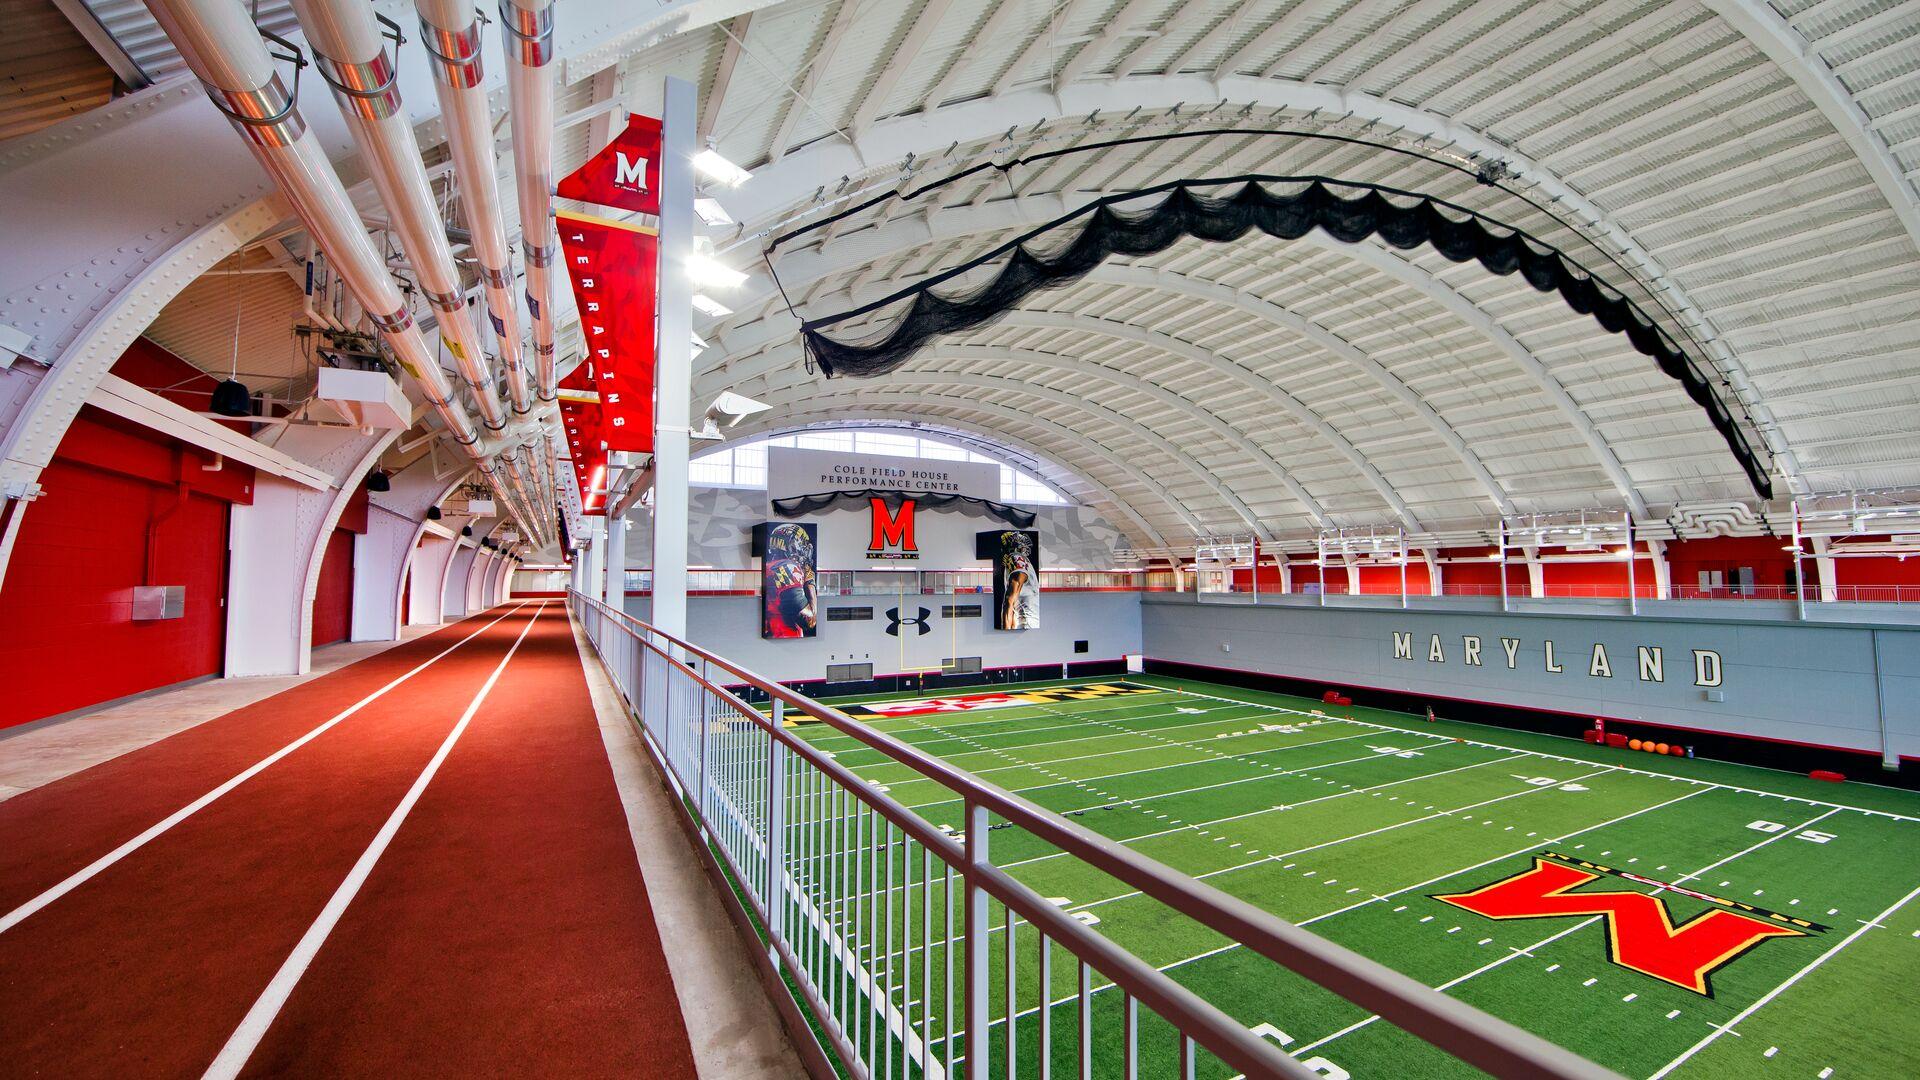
1698,0,1920,259
766,0,863,163
86,375,332,490
699,13,753,142
847,0,956,139
918,0,1026,110
1053,0,1167,85
1213,1,1324,77
991,0,1095,97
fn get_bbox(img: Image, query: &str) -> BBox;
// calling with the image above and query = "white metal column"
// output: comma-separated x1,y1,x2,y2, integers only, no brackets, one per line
604,509,628,610
649,76,695,641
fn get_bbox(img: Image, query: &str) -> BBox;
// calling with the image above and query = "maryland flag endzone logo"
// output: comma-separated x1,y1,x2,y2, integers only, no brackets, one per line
1434,855,1816,995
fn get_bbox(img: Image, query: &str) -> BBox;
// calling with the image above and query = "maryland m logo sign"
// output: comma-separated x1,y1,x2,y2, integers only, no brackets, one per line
1436,856,1812,995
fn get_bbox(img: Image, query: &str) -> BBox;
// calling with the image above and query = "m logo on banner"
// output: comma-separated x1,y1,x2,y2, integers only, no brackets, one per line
1435,856,1810,994
614,151,650,192
869,497,919,560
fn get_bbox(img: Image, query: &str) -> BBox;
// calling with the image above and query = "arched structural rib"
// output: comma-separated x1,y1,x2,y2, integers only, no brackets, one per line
722,73,1798,490
727,409,1172,548
699,341,1332,526
747,388,1209,539
1699,0,1920,259
757,367,1275,537
725,194,1643,515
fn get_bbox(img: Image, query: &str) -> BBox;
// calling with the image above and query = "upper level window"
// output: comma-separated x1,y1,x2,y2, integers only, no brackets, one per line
690,429,1068,505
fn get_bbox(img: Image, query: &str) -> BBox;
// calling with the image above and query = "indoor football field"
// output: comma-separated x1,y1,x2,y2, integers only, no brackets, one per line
782,678,1920,1080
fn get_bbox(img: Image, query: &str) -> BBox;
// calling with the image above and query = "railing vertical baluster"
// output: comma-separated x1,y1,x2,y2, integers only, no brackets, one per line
697,658,712,823
1077,961,1091,1079
943,862,955,1080
1004,906,1017,1080
1123,995,1137,1080
921,846,933,1080
766,708,785,953
883,818,895,1080
1181,1034,1195,1080
1038,932,1052,1080
868,805,880,1073
963,803,989,1080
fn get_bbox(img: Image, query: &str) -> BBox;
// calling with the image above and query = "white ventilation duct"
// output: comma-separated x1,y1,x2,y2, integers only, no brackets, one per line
415,0,534,417
142,0,540,541
499,0,559,403
287,0,511,434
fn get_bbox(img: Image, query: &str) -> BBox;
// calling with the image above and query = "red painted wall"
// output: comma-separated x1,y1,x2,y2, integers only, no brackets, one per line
1664,537,1796,594
0,340,260,729
312,527,355,647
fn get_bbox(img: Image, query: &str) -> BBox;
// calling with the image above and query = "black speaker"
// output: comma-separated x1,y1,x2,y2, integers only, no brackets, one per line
209,379,252,417
365,469,391,493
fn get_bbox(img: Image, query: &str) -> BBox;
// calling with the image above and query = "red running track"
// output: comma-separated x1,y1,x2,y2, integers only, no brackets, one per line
0,603,697,1078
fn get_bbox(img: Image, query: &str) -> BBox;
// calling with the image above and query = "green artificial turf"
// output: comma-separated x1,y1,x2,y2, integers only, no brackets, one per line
746,677,1920,1080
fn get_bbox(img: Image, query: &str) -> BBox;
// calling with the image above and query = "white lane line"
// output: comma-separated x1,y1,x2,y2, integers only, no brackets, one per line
202,600,548,1080
1649,878,1920,1080
1161,682,1920,823
0,603,534,937
1291,806,1843,1057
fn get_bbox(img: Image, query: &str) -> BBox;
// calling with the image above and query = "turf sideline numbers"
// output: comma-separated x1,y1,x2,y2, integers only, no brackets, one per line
1749,820,1837,843
1228,1024,1350,1080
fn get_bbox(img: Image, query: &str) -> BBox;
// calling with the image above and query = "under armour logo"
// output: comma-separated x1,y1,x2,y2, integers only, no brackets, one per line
886,607,932,637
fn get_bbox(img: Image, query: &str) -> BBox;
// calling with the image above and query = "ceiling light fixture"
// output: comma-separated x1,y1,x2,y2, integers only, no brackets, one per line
692,148,751,187
687,252,748,289
694,197,734,225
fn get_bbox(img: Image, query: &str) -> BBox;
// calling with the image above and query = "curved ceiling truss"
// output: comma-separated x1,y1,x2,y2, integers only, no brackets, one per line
494,0,1920,547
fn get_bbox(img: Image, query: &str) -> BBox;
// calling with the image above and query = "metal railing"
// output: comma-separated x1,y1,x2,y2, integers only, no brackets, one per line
568,590,1618,1080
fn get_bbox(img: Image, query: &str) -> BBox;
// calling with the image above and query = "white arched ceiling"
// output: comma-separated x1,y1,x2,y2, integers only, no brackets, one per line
753,367,1276,536
704,196,1654,522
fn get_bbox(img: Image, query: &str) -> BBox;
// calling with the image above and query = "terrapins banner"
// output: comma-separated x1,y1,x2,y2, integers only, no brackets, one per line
557,211,657,453
556,115,662,215
754,522,818,639
977,530,1040,630
558,357,607,516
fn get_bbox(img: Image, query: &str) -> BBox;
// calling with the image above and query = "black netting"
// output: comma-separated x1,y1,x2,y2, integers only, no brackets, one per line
798,179,1771,498
771,488,1036,529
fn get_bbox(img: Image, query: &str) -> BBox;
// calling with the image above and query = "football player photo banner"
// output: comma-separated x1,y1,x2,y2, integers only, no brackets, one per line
978,530,1040,630
755,522,819,639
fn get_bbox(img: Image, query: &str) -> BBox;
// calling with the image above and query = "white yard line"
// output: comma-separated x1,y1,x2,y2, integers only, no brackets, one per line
203,601,548,1080
0,602,534,938
1648,878,1920,1079
1291,806,1845,1057
1163,683,1920,823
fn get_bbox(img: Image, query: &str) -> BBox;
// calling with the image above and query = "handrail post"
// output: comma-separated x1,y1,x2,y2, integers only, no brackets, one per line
963,800,991,1077
697,657,713,822
766,701,786,947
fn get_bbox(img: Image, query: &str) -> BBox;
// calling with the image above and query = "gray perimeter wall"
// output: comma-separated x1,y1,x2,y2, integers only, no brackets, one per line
626,592,1145,685
1140,595,1919,766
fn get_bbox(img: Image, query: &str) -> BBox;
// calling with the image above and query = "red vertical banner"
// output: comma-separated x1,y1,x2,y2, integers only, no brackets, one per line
556,115,663,216
557,210,658,453
558,360,607,516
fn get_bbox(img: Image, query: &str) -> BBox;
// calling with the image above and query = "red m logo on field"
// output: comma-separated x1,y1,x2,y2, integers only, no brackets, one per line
1435,858,1804,994
870,498,917,552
